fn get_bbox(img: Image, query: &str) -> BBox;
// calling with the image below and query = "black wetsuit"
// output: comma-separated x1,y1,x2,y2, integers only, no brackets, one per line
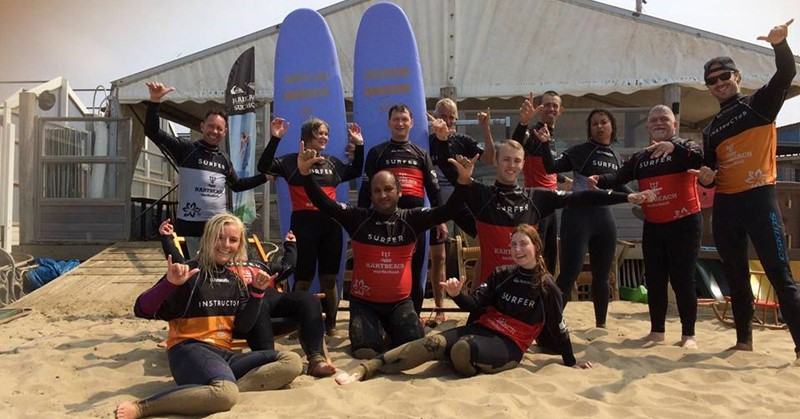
702,40,800,350
307,172,463,355
543,138,630,326
452,265,577,366
358,140,442,314
596,136,704,336
144,102,268,237
436,150,631,284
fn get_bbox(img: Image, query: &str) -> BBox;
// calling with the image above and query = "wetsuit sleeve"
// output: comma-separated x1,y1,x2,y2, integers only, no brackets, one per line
133,276,179,318
434,139,460,185
158,233,186,263
452,269,496,311
542,188,630,212
541,143,572,174
408,183,468,232
542,281,577,367
234,286,265,334
423,151,442,207
749,40,796,122
701,130,718,174
144,102,194,162
337,144,364,182
256,135,283,174
279,241,297,269
672,137,705,169
595,154,637,189
511,123,529,145
358,147,378,208
226,155,268,192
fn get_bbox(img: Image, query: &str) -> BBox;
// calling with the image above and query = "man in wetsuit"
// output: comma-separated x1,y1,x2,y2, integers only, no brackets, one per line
512,91,572,274
427,98,494,322
145,82,270,253
301,142,477,359
358,104,446,316
694,19,800,359
590,105,704,349
435,139,656,291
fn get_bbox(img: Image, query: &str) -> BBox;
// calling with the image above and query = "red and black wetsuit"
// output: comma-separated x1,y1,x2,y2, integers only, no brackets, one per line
358,140,442,314
461,181,631,284
145,102,268,237
429,132,483,237
702,40,800,351
449,265,577,367
542,138,629,326
306,171,463,354
596,136,704,337
257,139,363,330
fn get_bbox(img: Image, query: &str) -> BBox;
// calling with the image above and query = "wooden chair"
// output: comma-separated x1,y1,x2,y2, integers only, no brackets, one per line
247,234,280,263
571,239,634,302
454,234,481,292
715,261,786,329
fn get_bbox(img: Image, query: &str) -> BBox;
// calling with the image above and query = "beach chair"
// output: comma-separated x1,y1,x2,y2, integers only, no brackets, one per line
714,260,786,329
454,234,480,292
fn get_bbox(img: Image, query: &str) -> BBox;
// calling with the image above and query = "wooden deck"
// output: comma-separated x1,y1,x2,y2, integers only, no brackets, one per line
9,241,165,318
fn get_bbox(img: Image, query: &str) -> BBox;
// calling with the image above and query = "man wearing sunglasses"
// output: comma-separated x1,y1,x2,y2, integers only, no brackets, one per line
693,19,800,361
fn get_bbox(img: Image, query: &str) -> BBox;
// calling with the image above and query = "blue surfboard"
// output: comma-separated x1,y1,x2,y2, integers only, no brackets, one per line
273,8,348,293
353,2,430,299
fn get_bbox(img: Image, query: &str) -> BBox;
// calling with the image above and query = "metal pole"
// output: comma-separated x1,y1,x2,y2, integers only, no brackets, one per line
1,101,13,251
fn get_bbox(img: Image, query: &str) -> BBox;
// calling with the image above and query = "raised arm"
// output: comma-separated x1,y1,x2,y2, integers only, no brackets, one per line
256,117,290,174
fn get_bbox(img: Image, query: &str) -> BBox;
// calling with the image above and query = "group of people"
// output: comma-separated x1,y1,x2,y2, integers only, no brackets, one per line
116,19,800,419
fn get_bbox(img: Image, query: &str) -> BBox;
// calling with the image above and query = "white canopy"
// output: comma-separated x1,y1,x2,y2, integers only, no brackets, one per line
112,0,800,128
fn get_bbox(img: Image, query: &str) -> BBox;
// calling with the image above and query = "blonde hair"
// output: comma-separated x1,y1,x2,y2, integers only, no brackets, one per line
195,213,247,274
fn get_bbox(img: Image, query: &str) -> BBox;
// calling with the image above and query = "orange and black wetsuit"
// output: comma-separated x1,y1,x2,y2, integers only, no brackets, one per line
702,40,800,351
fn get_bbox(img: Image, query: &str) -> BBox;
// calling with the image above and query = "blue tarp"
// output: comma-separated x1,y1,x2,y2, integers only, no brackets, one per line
26,258,80,291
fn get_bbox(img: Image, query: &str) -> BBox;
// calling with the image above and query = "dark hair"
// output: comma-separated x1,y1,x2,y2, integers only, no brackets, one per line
300,117,330,143
540,90,561,103
586,108,618,143
512,223,552,295
204,108,228,125
387,103,413,120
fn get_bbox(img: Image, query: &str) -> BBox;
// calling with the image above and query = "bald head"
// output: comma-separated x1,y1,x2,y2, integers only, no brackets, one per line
370,170,402,214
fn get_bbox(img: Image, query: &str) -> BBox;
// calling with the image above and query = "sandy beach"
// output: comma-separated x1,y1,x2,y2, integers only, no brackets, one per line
2,296,799,419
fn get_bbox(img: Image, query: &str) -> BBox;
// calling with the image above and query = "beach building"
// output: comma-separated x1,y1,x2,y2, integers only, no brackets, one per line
7,0,800,266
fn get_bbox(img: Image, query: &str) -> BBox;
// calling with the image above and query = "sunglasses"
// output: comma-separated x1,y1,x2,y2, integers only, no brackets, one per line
705,71,734,86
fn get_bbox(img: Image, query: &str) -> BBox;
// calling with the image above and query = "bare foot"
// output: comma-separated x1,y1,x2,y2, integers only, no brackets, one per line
640,332,665,343
326,328,337,337
115,401,141,419
308,360,337,378
434,309,446,323
334,370,364,385
680,336,698,349
725,342,753,351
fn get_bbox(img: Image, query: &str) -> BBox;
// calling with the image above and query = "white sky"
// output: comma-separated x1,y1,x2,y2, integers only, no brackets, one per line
1,0,798,125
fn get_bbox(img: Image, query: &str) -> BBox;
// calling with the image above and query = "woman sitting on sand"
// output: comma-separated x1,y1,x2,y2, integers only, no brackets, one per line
157,219,337,377
115,213,303,419
336,223,592,385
